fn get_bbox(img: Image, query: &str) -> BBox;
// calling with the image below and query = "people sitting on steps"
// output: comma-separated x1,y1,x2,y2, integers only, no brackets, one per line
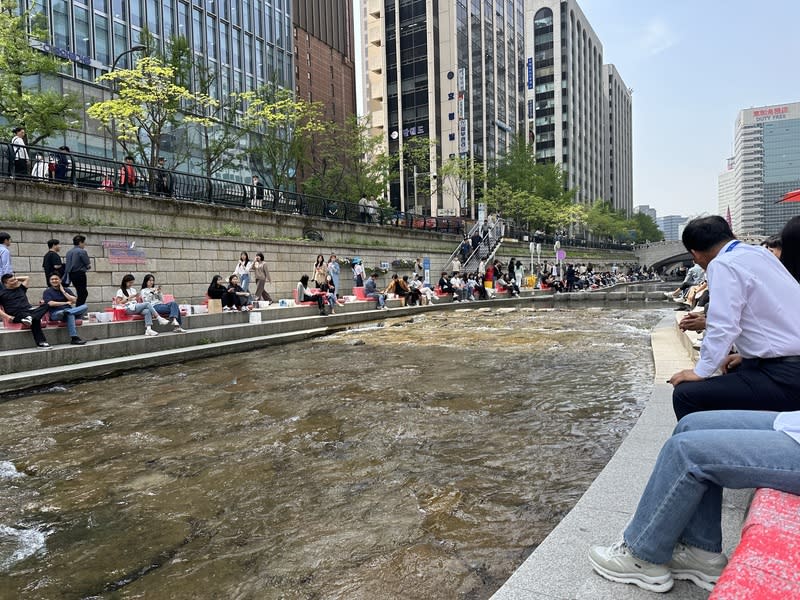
42,273,88,345
224,275,251,312
0,273,53,348
140,274,186,333
114,273,170,337
296,274,327,315
364,272,387,310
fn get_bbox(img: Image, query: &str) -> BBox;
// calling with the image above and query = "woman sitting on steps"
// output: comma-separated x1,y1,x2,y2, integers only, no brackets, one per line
140,274,186,333
113,274,169,336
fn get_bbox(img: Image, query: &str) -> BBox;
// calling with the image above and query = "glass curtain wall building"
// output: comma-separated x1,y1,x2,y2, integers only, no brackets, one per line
363,0,525,216
722,102,800,236
24,0,294,176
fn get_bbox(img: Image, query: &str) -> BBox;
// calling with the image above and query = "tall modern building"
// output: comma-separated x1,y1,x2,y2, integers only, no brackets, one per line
634,204,656,221
717,157,735,229
524,0,632,211
603,63,633,215
720,102,800,236
657,215,687,242
24,0,295,175
362,0,526,215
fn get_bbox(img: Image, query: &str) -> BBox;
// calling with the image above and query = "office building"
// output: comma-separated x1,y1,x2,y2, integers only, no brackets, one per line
721,102,800,236
634,205,656,221
603,64,633,215
717,158,735,229
525,0,631,210
362,0,526,215
657,215,687,242
26,0,295,175
292,0,357,187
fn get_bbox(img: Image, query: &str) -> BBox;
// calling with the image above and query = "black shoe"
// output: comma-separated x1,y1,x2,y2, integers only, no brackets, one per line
37,342,52,349
21,316,33,326
71,336,86,345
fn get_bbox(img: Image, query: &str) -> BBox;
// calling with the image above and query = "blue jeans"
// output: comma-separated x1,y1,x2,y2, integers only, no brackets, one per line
367,292,385,307
624,410,800,564
50,304,88,337
240,274,250,293
154,301,181,325
126,302,158,327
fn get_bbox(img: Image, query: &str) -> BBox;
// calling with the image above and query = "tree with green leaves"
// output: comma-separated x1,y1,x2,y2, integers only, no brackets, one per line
237,84,323,191
629,211,664,243
302,115,391,202
0,0,80,145
87,55,217,168
585,200,628,241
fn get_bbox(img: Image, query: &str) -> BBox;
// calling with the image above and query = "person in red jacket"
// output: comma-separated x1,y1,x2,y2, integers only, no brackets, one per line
119,155,137,194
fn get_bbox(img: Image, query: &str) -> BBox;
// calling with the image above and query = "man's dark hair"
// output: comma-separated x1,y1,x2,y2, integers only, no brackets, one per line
780,216,800,283
0,232,10,244
47,238,59,249
1,273,13,283
681,216,734,253
73,235,86,246
761,235,782,250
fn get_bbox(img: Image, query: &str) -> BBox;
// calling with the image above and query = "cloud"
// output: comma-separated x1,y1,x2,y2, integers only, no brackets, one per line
636,18,678,56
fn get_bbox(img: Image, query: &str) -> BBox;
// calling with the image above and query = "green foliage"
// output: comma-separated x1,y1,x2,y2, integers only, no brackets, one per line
302,115,391,201
87,55,217,168
0,0,80,145
237,83,324,191
630,212,664,243
439,155,484,216
485,134,579,232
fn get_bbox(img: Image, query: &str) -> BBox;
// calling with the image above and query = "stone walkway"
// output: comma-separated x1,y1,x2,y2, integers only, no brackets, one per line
490,314,751,599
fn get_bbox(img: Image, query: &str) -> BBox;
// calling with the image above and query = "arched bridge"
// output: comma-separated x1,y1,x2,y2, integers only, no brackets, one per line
634,241,692,271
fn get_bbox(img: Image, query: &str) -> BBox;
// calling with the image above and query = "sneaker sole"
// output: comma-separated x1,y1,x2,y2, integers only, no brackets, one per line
589,556,674,593
671,569,717,592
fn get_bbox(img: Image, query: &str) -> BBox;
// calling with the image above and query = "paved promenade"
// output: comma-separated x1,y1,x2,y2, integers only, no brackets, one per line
490,314,750,599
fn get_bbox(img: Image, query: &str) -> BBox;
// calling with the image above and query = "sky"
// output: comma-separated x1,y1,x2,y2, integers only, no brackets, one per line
353,0,800,219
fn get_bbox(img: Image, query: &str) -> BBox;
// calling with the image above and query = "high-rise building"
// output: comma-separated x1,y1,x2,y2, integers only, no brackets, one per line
525,0,632,210
634,205,657,221
292,0,356,124
657,215,687,242
292,0,357,187
603,64,633,215
362,0,526,215
25,0,295,175
717,157,736,229
721,102,800,236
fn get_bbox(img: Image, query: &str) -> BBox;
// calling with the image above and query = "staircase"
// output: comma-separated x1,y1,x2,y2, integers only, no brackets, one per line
444,219,506,273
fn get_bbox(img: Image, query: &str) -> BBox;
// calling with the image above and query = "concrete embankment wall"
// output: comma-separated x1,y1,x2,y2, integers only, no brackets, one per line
1,179,637,307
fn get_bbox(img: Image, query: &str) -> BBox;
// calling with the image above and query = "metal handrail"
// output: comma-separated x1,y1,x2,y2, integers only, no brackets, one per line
1,142,467,235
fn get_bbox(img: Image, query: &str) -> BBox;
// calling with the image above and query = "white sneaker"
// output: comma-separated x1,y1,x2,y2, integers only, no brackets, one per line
156,316,170,325
145,327,159,336
588,541,673,593
171,318,180,326
668,543,727,591
173,326,187,333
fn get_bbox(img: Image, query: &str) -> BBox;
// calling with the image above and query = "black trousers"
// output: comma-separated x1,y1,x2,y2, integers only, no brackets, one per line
69,271,89,307
673,358,800,420
13,304,49,345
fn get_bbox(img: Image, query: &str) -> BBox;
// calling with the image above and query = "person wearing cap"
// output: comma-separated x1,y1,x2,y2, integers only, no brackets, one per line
11,127,29,177
364,272,387,309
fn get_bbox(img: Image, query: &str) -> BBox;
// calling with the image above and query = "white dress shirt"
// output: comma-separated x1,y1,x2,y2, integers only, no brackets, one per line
695,240,800,378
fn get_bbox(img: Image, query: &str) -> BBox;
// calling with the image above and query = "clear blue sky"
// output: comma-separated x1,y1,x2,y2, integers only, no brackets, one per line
354,1,800,218
579,0,800,217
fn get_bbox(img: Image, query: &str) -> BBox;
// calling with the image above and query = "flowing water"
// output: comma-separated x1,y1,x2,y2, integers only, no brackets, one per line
0,306,667,600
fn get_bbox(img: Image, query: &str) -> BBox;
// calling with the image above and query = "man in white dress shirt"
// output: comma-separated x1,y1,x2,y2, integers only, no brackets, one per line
669,216,800,419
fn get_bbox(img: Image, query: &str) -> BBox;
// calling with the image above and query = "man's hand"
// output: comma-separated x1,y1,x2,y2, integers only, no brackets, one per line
721,354,742,374
668,369,704,386
679,313,706,332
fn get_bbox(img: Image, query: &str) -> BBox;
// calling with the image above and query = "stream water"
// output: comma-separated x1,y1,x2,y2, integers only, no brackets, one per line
0,306,666,600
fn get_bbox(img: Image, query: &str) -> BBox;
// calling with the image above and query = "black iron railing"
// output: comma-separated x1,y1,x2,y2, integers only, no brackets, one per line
1,143,466,235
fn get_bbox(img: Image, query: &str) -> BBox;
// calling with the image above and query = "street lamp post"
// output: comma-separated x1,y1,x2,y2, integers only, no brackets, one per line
109,45,146,161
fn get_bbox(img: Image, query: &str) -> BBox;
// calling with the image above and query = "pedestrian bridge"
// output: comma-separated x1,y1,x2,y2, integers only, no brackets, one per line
634,241,692,270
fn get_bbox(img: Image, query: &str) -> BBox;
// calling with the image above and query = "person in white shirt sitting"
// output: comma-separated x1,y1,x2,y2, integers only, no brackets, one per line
669,216,800,420
113,274,169,336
